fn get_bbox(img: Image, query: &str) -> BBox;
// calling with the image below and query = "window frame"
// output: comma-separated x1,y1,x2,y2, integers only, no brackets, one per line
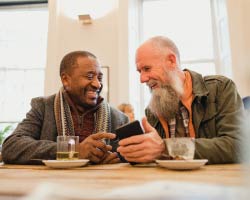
0,3,48,127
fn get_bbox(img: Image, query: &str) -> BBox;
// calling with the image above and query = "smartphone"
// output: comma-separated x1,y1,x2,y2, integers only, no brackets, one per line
116,120,144,165
115,120,144,140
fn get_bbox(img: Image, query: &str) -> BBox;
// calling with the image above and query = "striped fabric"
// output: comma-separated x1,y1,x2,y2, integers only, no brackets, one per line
54,87,111,138
168,105,190,138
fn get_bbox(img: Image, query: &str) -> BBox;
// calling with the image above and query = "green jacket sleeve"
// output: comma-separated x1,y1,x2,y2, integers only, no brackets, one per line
194,78,244,164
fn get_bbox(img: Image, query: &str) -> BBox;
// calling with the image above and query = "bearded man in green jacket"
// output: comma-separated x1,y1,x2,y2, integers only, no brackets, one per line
118,36,244,164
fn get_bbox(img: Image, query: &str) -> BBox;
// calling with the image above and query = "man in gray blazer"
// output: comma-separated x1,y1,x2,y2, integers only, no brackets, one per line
2,51,128,164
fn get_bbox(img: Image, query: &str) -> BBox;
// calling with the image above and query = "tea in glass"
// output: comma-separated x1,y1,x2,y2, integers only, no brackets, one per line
56,136,79,160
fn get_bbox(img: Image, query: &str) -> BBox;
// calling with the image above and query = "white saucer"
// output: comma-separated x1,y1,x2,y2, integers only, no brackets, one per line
155,159,208,170
42,159,89,169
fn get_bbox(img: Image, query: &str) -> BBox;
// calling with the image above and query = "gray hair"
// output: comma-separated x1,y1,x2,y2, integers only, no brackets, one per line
147,36,180,63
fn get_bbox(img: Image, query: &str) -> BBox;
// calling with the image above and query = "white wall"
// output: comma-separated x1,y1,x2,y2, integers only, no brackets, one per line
227,0,250,97
45,0,131,107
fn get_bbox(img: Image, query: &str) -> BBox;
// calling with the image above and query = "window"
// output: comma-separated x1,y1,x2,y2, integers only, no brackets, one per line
139,0,231,115
142,0,221,75
0,4,48,134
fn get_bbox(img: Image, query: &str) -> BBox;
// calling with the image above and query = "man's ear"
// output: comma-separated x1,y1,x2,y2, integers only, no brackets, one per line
61,72,70,89
165,53,177,68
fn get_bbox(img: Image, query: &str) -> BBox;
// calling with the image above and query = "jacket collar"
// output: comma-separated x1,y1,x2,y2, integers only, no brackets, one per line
183,69,209,102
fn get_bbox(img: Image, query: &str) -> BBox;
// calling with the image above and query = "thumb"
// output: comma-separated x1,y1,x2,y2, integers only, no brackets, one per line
142,117,155,133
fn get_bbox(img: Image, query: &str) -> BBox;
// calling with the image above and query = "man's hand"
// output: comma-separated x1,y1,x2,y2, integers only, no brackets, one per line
117,117,165,163
79,132,116,164
101,152,120,164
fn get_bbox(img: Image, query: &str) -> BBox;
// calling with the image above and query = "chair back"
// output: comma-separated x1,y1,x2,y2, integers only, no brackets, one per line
243,96,250,110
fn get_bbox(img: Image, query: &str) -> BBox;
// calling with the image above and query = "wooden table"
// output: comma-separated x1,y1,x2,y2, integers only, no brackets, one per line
0,163,248,199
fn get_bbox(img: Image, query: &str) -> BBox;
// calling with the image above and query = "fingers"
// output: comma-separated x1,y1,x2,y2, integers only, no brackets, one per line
91,132,116,140
117,128,165,163
118,143,157,162
118,118,156,146
91,139,108,152
117,143,145,154
124,154,153,163
107,156,120,164
123,150,145,159
90,145,112,158
91,147,105,158
118,143,147,161
142,117,155,133
79,132,116,164
106,145,112,151
88,153,102,163
101,152,120,164
82,146,107,164
118,134,145,146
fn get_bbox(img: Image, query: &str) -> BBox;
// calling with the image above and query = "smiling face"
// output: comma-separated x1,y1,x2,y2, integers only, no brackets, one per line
136,43,167,90
61,56,103,108
136,41,185,119
136,41,183,93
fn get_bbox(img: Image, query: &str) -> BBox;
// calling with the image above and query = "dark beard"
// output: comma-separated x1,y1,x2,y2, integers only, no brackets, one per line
148,84,180,121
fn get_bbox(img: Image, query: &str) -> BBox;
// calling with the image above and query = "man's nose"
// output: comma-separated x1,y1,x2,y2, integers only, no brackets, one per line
140,73,149,83
91,76,102,89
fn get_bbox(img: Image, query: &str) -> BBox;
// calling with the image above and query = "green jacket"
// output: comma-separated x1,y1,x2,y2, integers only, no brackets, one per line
146,70,244,164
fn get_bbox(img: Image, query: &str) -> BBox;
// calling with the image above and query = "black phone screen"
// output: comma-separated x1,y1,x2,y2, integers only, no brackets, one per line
115,120,144,140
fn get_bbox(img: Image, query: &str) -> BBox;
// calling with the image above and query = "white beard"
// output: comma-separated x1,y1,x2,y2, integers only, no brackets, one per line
148,70,184,121
148,85,180,121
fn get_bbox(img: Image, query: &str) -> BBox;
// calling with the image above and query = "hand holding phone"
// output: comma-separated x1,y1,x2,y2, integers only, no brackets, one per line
116,120,144,164
115,120,144,140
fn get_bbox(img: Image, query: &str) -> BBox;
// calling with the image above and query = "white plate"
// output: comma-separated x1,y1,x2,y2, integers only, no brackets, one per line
155,159,208,170
42,159,89,169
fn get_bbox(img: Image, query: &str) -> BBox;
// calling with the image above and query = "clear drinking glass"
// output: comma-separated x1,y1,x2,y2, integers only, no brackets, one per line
56,136,79,160
165,137,195,160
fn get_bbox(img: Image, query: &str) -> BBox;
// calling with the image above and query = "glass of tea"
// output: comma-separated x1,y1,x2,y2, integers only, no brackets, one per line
56,136,79,160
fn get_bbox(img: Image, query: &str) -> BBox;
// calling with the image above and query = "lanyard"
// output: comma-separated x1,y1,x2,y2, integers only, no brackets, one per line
169,106,189,138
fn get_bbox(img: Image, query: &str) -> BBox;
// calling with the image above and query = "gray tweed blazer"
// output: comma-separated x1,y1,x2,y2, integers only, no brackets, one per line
2,95,128,164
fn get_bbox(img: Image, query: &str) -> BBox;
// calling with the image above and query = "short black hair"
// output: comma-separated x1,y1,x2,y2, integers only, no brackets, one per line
59,51,97,76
